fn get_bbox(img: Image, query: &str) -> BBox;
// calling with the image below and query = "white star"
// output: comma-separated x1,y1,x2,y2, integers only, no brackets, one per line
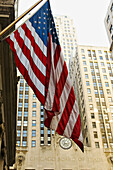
44,22,45,24
44,17,45,19
38,27,40,29
43,33,45,35
34,21,37,23
39,17,41,19
39,21,41,24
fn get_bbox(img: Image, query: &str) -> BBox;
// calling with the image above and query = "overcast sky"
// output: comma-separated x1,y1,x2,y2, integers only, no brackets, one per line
18,0,111,47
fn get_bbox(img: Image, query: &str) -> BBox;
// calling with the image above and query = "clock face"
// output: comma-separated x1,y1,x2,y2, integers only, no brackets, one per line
59,137,72,149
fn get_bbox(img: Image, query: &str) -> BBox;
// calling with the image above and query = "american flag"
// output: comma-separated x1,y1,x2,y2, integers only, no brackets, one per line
6,0,83,151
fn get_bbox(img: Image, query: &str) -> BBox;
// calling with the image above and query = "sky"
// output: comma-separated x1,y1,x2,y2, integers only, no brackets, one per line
18,0,111,47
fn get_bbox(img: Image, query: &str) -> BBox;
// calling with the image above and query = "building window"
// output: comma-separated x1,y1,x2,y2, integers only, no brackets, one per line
17,130,21,137
100,90,103,95
95,142,99,148
32,111,36,117
87,88,91,94
91,113,95,119
104,75,107,79
81,49,84,53
32,120,36,126
85,74,89,79
17,120,21,126
32,130,36,137
88,96,92,102
107,89,111,94
22,141,27,147
84,67,87,72
32,140,36,147
19,103,22,108
94,90,98,94
102,68,106,73
105,82,109,87
101,62,104,66
83,61,86,65
24,111,28,117
86,81,90,86
92,122,96,128
17,141,20,147
23,121,28,126
18,111,22,117
89,104,93,109
93,131,98,138
33,102,36,108
99,56,103,60
23,130,27,137
24,103,28,108
104,143,108,148
33,94,37,99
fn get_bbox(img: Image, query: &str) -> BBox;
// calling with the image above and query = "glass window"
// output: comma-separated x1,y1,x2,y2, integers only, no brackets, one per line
99,56,103,60
88,96,92,102
85,74,89,79
95,142,99,148
17,130,21,137
19,94,23,99
23,121,28,126
22,141,27,147
84,67,87,72
33,102,36,108
83,61,86,65
100,90,103,94
102,68,106,73
101,62,104,66
17,141,20,147
104,143,108,148
24,103,28,108
81,49,84,53
95,90,98,94
104,75,107,79
19,103,22,107
105,82,109,87
107,89,111,94
89,104,93,109
32,140,36,147
86,81,90,86
23,130,27,137
17,120,21,126
25,94,29,99
93,131,98,138
24,111,28,117
98,83,102,87
87,88,91,94
82,55,85,59
18,111,22,117
32,120,36,126
93,82,97,87
92,122,96,128
32,130,36,137
91,113,95,119
32,111,36,117
33,94,37,99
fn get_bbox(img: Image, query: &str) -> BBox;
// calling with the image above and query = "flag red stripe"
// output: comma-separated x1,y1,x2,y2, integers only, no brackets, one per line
54,45,61,69
6,37,45,105
14,30,46,86
56,87,75,135
22,23,47,66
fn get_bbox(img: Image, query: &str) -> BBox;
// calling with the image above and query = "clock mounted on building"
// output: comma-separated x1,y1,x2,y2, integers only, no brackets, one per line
59,137,72,149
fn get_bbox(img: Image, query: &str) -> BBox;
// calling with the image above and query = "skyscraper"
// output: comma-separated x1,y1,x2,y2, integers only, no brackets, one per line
105,0,113,52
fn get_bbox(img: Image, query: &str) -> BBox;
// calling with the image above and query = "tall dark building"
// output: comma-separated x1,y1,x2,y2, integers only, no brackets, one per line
0,0,17,169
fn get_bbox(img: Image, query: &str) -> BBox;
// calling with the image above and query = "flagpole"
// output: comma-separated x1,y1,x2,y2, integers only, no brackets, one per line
0,0,45,38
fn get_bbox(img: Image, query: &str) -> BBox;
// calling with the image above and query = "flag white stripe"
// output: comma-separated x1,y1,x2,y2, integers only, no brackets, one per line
49,75,72,130
56,52,64,83
26,20,47,57
10,33,45,96
63,100,79,137
18,27,46,76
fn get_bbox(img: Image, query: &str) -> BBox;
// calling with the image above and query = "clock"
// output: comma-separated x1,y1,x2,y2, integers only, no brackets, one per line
59,137,72,149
